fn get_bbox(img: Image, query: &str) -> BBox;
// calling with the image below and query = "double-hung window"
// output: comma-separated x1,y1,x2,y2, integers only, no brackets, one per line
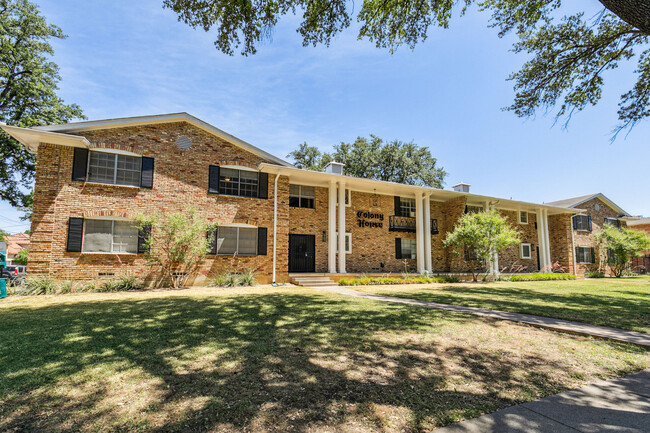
576,246,595,264
289,185,315,208
88,151,141,187
398,198,416,217
604,218,621,229
83,219,138,253
465,205,484,215
219,168,259,198
401,239,417,259
216,227,257,256
519,211,528,224
574,215,591,231
520,243,532,259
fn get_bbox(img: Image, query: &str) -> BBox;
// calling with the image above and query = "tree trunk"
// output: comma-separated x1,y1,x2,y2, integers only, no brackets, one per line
600,0,650,34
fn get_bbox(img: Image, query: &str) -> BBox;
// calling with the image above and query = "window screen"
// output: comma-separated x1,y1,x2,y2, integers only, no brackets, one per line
87,152,141,187
401,239,417,259
574,215,591,231
219,168,259,197
399,198,416,217
289,185,315,208
83,219,138,253
217,227,258,256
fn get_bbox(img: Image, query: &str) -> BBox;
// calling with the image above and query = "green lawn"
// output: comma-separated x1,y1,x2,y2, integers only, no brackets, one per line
354,277,650,333
1,287,648,432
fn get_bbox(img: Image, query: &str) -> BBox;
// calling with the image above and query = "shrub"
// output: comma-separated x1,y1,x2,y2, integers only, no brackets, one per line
98,274,145,292
19,277,58,295
508,273,576,282
338,276,458,286
585,271,605,278
208,270,257,287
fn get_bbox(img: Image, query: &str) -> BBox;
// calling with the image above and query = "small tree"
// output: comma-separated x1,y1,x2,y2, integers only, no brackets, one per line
134,208,212,288
13,249,28,265
444,209,520,282
595,225,650,277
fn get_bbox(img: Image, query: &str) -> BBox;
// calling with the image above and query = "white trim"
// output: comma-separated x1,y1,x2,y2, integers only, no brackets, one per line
336,188,351,207
519,211,528,224
32,112,292,167
335,232,352,254
1,124,89,153
220,164,258,172
218,223,257,228
85,216,134,222
520,243,532,260
90,148,141,157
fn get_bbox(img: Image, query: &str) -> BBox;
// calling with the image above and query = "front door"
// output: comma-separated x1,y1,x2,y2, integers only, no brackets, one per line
289,234,315,273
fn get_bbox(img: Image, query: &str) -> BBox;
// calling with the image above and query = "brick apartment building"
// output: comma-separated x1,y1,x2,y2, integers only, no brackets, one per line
1,113,622,283
627,217,650,273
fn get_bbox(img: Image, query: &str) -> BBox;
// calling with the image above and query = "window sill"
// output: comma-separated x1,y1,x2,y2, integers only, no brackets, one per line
214,253,258,257
80,252,138,255
208,192,263,199
575,229,592,232
82,181,141,190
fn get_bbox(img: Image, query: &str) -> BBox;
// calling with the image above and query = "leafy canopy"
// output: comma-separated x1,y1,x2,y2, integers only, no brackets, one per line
0,0,84,208
164,0,650,136
443,209,520,281
287,135,447,188
13,248,27,265
595,224,650,277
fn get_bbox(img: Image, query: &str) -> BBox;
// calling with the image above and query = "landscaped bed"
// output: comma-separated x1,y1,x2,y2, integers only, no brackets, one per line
1,286,648,432
353,276,650,333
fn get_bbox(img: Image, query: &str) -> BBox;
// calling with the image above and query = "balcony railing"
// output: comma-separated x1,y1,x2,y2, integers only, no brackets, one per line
389,216,439,234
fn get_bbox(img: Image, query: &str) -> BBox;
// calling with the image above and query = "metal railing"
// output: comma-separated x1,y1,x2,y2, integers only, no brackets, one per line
389,216,439,234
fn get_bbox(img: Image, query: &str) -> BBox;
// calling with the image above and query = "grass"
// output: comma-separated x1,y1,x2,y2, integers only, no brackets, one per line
0,287,648,432
354,276,650,333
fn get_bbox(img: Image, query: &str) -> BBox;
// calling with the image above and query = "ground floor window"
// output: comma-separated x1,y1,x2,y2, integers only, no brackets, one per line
336,232,352,254
520,243,532,259
576,246,595,264
217,227,257,256
401,239,417,259
83,219,138,253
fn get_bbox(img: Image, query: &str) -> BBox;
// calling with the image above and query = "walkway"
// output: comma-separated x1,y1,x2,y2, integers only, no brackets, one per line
320,286,650,347
435,369,650,432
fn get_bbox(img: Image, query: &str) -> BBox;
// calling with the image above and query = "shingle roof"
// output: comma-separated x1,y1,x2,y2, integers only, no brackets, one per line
546,193,630,216
628,217,650,226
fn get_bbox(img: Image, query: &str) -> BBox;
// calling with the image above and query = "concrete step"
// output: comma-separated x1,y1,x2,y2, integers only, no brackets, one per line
291,276,338,287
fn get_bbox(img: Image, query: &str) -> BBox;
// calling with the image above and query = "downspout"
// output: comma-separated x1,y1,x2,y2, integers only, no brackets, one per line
272,169,281,284
570,212,577,276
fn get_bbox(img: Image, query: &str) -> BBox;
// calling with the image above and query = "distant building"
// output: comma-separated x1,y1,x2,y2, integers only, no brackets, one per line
4,233,30,265
627,218,650,273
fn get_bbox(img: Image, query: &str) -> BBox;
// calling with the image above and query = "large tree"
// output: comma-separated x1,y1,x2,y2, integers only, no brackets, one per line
164,0,650,135
287,135,447,187
0,0,84,208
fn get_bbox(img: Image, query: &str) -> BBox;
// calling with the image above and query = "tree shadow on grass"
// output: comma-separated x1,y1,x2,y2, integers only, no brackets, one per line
381,284,650,332
0,291,643,432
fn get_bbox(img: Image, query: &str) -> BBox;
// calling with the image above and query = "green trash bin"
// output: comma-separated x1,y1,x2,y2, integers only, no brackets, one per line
0,278,6,299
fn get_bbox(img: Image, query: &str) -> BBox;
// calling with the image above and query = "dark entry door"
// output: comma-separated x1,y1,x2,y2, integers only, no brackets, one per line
536,246,541,271
289,234,315,273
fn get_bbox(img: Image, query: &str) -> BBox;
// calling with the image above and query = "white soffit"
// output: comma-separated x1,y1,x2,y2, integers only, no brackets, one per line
0,124,89,153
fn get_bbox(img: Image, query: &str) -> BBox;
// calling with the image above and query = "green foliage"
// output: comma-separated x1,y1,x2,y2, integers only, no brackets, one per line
12,248,27,265
0,228,8,241
208,270,257,287
595,225,650,277
287,135,446,188
97,274,145,292
338,275,458,286
165,0,650,135
134,208,212,288
508,273,576,282
20,276,57,295
444,209,520,282
0,1,84,208
586,271,606,278
16,274,143,295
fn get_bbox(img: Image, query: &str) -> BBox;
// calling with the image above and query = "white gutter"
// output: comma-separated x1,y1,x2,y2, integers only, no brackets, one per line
272,169,281,284
570,213,577,276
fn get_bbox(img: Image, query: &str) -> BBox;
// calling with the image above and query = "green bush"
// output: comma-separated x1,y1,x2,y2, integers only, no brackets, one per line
508,273,576,282
585,271,605,278
208,270,257,288
97,274,145,292
19,277,58,295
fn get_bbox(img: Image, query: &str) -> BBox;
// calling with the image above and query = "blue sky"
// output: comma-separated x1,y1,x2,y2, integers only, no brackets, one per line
1,0,649,233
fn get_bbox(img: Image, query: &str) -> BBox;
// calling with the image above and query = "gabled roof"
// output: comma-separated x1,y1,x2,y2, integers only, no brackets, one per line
628,217,650,227
546,193,630,217
7,112,292,167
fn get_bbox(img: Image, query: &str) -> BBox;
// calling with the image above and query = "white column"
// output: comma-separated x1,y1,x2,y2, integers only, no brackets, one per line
423,193,433,274
542,209,552,270
415,192,425,274
537,208,548,272
328,180,337,273
337,182,347,273
272,170,281,283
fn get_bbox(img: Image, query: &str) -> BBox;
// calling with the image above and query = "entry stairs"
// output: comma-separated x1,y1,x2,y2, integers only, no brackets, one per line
290,275,339,288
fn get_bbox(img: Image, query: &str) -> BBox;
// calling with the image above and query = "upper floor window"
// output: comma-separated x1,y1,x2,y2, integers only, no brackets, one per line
519,211,528,224
290,185,315,208
604,218,621,229
83,219,138,254
573,215,591,231
87,151,141,187
219,168,259,197
465,205,484,214
336,188,351,207
396,197,416,217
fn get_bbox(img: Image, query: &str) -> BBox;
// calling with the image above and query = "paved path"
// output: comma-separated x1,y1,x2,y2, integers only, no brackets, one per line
319,286,650,347
434,369,650,432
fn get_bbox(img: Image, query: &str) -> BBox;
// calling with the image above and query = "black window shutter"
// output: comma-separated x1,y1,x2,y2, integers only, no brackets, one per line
137,224,151,253
257,227,268,255
573,216,578,230
588,216,592,231
66,217,84,252
575,247,582,263
207,227,218,255
72,148,89,181
208,165,220,194
258,172,269,199
395,238,402,259
140,157,154,188
590,247,596,263
394,196,401,216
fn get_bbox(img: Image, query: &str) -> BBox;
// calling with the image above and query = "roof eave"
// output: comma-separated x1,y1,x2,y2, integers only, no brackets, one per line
1,124,90,153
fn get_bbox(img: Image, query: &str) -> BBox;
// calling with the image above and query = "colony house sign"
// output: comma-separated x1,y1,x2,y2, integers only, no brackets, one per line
357,210,384,228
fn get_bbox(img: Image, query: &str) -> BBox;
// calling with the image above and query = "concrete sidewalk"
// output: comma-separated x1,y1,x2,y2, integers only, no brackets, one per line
434,369,650,432
320,286,650,347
